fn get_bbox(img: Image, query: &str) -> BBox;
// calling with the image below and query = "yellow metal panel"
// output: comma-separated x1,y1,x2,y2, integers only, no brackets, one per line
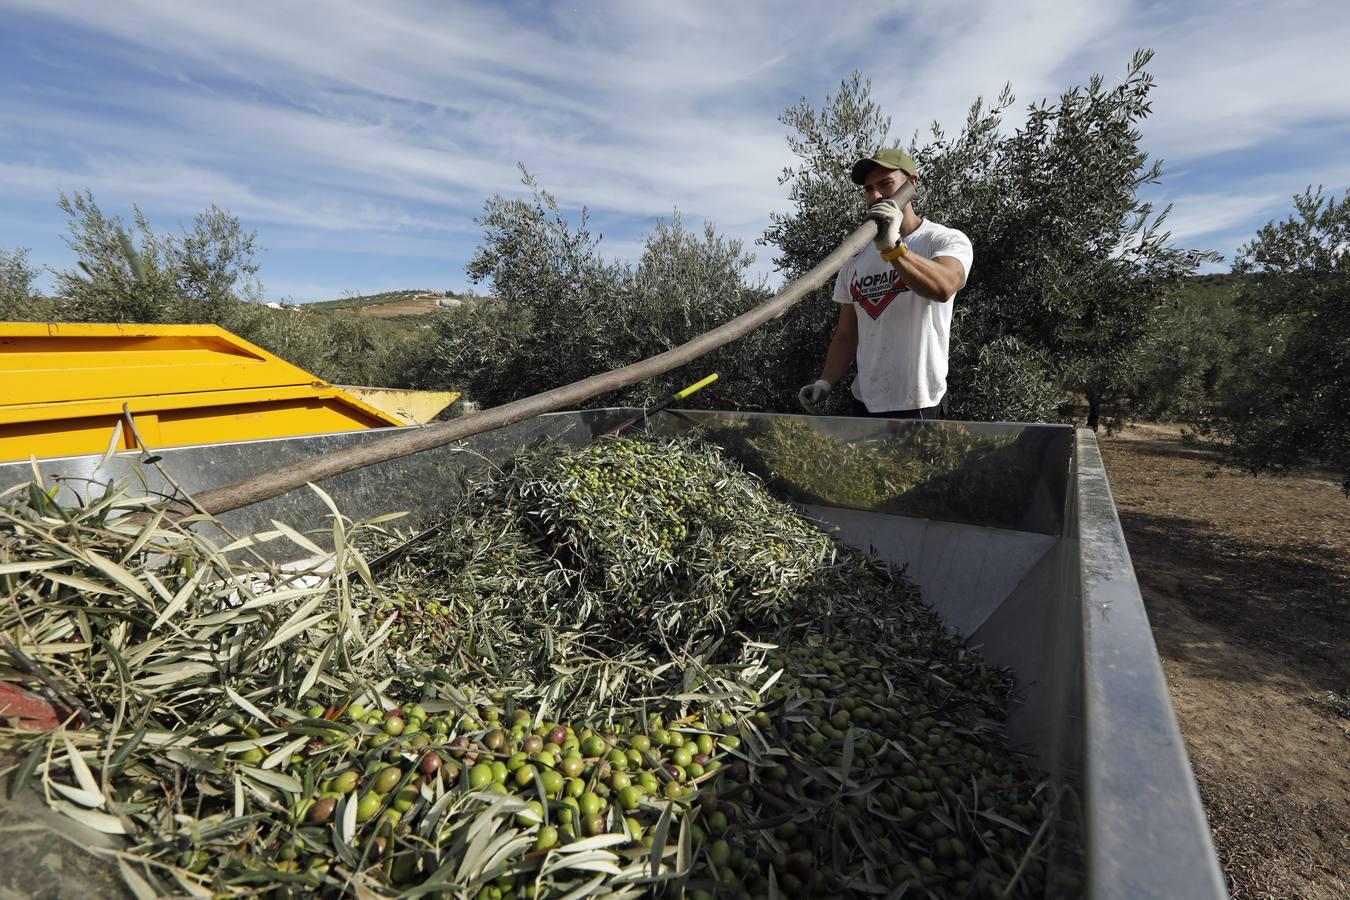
0,385,382,426
0,322,407,462
0,416,137,462
0,399,396,463
149,398,393,447
1,326,311,405
338,386,461,425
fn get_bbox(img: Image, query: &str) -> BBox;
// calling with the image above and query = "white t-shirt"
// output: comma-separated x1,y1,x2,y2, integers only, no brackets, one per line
832,219,974,411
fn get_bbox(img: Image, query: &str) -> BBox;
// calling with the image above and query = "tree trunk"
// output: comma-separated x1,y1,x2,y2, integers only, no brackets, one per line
1086,389,1101,431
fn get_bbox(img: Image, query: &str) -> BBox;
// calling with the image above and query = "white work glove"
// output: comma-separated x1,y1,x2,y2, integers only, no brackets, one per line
797,379,831,412
867,198,903,253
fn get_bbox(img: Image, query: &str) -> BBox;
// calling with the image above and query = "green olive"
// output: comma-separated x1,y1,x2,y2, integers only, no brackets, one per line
578,792,604,818
468,763,494,789
625,817,645,841
386,785,415,813
373,766,402,795
539,769,565,795
535,825,559,851
333,770,359,794
356,792,382,821
515,800,544,826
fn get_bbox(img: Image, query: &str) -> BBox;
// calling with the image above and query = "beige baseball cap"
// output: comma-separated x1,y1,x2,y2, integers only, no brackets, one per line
850,148,917,185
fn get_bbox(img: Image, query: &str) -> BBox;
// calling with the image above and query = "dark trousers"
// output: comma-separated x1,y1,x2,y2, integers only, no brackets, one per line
850,394,950,420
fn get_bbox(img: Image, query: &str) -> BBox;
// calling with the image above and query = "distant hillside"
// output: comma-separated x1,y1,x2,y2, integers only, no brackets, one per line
305,290,473,318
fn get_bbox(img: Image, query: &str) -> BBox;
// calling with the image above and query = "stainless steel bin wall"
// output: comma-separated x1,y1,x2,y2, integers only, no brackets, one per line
0,410,1226,899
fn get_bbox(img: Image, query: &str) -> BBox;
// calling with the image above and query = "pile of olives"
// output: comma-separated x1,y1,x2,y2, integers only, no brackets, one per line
90,435,1059,898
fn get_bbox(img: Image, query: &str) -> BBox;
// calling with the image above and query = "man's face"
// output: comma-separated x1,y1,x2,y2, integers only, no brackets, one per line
861,166,915,205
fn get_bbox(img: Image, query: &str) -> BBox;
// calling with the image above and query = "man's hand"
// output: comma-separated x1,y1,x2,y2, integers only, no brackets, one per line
797,378,831,412
868,198,903,253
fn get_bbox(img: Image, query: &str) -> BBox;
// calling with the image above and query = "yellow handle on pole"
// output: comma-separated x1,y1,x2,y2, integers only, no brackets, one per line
673,372,719,400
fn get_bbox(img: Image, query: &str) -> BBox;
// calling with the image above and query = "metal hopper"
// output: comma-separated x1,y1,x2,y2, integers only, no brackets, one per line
0,409,1226,899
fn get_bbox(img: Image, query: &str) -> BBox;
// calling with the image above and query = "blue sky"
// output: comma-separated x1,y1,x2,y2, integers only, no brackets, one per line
2,0,1347,302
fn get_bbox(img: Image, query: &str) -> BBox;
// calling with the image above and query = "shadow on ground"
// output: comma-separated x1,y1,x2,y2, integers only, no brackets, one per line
1117,507,1349,688
1114,438,1230,466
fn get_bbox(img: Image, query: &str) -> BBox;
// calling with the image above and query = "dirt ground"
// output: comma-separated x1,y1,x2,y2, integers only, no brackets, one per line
1099,423,1350,899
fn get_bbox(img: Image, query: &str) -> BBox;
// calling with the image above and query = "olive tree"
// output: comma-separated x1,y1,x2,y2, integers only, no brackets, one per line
1209,188,1350,492
627,214,773,410
40,191,424,389
0,247,40,320
52,190,263,323
434,167,769,410
1127,275,1282,424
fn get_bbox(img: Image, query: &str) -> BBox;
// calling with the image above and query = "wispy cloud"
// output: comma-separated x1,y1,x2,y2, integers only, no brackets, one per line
1153,190,1285,245
0,0,1346,301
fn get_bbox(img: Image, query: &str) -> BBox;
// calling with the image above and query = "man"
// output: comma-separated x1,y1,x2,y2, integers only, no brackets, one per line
798,148,973,419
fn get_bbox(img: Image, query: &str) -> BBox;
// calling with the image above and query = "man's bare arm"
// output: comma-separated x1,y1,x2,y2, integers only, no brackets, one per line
888,253,965,302
820,303,859,384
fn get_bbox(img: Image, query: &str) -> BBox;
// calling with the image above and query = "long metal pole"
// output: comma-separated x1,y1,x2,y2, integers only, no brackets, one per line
190,195,904,517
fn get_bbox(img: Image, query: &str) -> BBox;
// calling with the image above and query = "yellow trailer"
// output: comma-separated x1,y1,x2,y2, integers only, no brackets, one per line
0,322,456,463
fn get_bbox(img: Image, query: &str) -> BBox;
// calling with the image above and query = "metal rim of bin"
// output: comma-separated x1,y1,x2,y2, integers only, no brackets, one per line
1071,429,1226,898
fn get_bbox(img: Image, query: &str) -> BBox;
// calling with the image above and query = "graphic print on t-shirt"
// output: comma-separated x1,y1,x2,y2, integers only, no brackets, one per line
849,269,910,320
